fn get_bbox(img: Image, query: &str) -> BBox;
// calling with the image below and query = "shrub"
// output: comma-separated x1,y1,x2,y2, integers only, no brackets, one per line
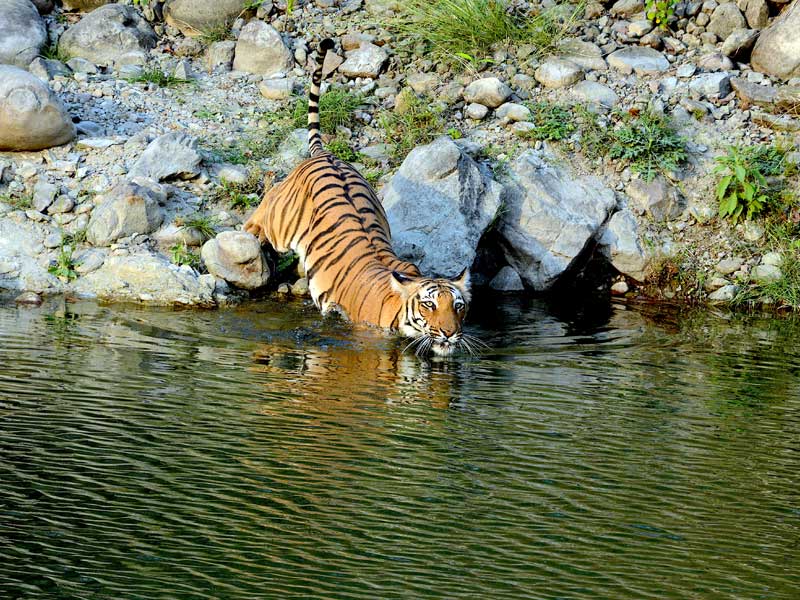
326,138,361,162
290,88,364,132
170,242,201,268
48,245,79,281
127,66,191,88
210,168,267,209
608,110,687,181
521,102,576,141
646,0,678,29
379,94,444,162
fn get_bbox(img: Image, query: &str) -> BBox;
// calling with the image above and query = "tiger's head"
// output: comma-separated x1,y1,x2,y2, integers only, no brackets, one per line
391,270,475,357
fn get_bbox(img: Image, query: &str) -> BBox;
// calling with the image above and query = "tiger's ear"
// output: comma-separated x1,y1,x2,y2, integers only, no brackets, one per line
451,268,471,302
390,271,414,298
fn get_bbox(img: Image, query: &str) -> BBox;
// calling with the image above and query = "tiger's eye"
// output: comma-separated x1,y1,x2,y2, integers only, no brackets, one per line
421,301,436,310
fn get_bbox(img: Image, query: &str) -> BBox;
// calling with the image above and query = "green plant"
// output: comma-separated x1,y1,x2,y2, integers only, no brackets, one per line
170,242,201,268
62,228,87,246
397,0,579,65
608,110,687,181
290,89,364,132
127,66,191,88
363,168,385,187
326,138,361,162
714,144,790,223
132,0,150,5
0,193,33,210
48,245,79,281
379,94,444,162
521,101,576,141
276,250,298,274
180,213,218,240
39,43,70,63
210,168,266,209
447,127,463,140
645,0,677,29
199,22,234,44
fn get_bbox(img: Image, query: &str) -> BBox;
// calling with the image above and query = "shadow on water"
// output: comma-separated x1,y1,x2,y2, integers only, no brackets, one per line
1,292,799,599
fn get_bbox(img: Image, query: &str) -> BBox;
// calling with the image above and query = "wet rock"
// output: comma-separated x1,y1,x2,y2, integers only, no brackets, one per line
611,280,629,294
30,0,54,13
338,42,388,79
708,3,746,40
289,277,309,296
489,266,525,292
463,77,512,108
607,47,670,75
535,57,583,88
0,0,47,68
207,41,236,72
721,28,759,59
751,0,800,80
233,20,293,76
382,136,503,278
689,72,731,98
0,219,61,293
0,66,76,151
86,182,165,246
73,253,215,306
626,176,684,221
599,208,650,281
164,0,247,37
14,291,43,305
58,4,158,67
497,150,616,291
569,80,619,109
127,132,202,181
201,231,270,290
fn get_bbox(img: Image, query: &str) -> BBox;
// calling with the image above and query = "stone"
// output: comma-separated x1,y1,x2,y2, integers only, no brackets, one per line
207,41,236,72
259,78,294,100
66,57,97,74
752,111,800,132
610,0,644,17
607,47,670,75
534,57,584,88
705,276,730,292
730,76,777,107
233,20,293,76
382,136,503,278
626,176,684,221
599,208,650,281
28,57,72,81
743,220,764,241
751,1,800,80
761,251,783,267
58,4,157,67
556,39,608,72
0,66,76,151
463,77,512,108
73,253,215,305
0,0,47,68
497,150,616,291
164,0,247,37
611,280,629,294
739,0,768,29
33,180,58,212
86,182,165,246
30,0,54,13
708,3,747,41
0,219,61,293
751,263,782,283
721,28,759,59
173,60,194,81
127,132,202,181
15,291,43,305
628,19,654,37
153,223,207,247
338,42,388,79
698,52,734,71
61,0,111,10
48,195,75,214
569,80,619,109
289,277,309,296
709,284,737,301
465,103,489,120
406,72,438,94
201,231,270,289
689,72,732,97
495,102,531,123
489,266,525,291
715,256,744,274
73,248,105,274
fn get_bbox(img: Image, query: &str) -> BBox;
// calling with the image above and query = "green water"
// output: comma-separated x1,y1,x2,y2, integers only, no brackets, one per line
1,294,799,600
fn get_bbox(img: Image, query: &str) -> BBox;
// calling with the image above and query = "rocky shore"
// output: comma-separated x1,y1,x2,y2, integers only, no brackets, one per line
1,0,798,310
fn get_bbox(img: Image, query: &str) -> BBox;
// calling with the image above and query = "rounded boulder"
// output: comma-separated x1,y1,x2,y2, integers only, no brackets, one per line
201,231,270,290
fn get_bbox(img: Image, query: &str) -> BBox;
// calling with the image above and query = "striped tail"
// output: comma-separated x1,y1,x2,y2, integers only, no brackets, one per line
308,38,335,158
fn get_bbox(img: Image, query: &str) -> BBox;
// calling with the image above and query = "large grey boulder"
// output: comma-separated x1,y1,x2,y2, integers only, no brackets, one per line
751,0,800,80
0,66,75,151
127,132,202,181
86,181,165,246
0,219,61,293
58,4,157,67
708,3,747,41
201,231,270,290
598,209,650,281
382,136,504,278
164,0,246,37
232,20,292,76
0,0,46,67
73,253,215,305
497,150,616,290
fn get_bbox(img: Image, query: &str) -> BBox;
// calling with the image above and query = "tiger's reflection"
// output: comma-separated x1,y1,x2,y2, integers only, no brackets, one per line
250,336,461,410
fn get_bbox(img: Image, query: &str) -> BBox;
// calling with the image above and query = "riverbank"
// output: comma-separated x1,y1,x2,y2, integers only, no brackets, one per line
1,0,799,311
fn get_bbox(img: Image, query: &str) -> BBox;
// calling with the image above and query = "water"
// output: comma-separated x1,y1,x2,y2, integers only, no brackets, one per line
1,293,799,600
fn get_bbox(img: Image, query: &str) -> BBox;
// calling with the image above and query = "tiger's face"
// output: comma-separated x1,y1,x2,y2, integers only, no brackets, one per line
391,270,474,357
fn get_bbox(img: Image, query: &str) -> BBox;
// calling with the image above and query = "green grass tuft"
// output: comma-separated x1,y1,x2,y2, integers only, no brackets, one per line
127,66,192,88
39,43,70,63
379,93,444,163
607,109,688,181
170,242,201,269
290,89,364,132
520,102,576,141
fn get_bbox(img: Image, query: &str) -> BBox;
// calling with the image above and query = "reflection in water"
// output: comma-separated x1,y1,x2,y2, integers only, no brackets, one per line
0,294,799,600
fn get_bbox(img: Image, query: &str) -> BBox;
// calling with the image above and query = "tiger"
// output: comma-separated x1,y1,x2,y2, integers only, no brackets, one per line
244,38,478,357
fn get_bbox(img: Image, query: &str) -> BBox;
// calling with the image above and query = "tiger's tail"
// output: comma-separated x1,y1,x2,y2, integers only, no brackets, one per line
308,38,335,158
